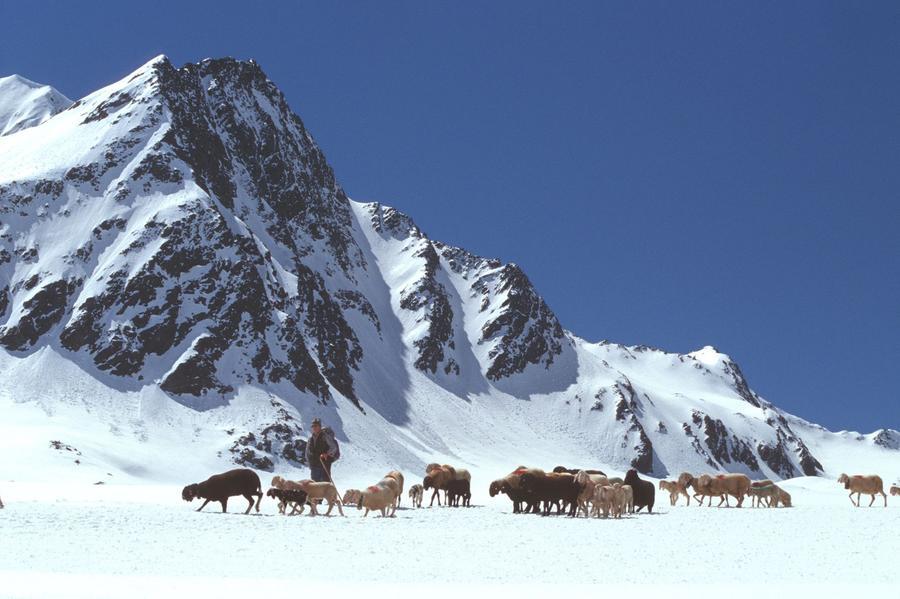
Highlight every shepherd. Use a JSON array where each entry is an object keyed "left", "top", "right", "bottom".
[{"left": 305, "top": 418, "right": 340, "bottom": 483}]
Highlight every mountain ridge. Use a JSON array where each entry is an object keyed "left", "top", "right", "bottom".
[{"left": 0, "top": 56, "right": 895, "bottom": 482}]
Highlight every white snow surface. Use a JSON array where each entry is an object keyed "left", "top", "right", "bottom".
[
  {"left": 0, "top": 476, "right": 898, "bottom": 594},
  {"left": 0, "top": 75, "right": 71, "bottom": 137}
]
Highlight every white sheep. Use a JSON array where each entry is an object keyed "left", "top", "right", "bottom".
[{"left": 358, "top": 478, "right": 400, "bottom": 517}]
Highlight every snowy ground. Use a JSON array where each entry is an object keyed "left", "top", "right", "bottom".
[{"left": 1, "top": 475, "right": 898, "bottom": 596}]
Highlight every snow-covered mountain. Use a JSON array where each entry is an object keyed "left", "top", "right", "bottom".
[
  {"left": 0, "top": 75, "right": 71, "bottom": 137},
  {"left": 0, "top": 56, "right": 896, "bottom": 485}
]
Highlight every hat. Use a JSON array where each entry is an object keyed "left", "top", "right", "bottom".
[{"left": 311, "top": 418, "right": 322, "bottom": 426}]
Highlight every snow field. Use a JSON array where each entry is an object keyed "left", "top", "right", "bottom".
[{"left": 1, "top": 475, "right": 898, "bottom": 594}]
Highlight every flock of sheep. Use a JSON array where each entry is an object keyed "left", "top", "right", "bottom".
[{"left": 171, "top": 465, "right": 900, "bottom": 517}]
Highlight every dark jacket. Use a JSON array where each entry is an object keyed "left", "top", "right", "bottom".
[{"left": 305, "top": 427, "right": 339, "bottom": 468}]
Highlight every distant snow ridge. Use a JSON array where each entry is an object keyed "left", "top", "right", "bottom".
[
  {"left": 0, "top": 75, "right": 71, "bottom": 136},
  {"left": 0, "top": 56, "right": 895, "bottom": 482}
]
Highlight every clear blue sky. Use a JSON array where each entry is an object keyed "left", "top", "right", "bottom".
[{"left": 2, "top": 1, "right": 898, "bottom": 432}]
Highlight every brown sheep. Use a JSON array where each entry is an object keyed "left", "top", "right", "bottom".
[
  {"left": 292, "top": 480, "right": 345, "bottom": 516},
  {"left": 182, "top": 468, "right": 263, "bottom": 514},
  {"left": 385, "top": 470, "right": 404, "bottom": 508},
  {"left": 774, "top": 486, "right": 792, "bottom": 507},
  {"left": 891, "top": 485, "right": 900, "bottom": 497},
  {"left": 837, "top": 474, "right": 887, "bottom": 507},
  {"left": 708, "top": 473, "right": 751, "bottom": 507},
  {"left": 424, "top": 464, "right": 472, "bottom": 507},
  {"left": 747, "top": 481, "right": 779, "bottom": 508},
  {"left": 681, "top": 473, "right": 725, "bottom": 507},
  {"left": 489, "top": 467, "right": 544, "bottom": 514},
  {"left": 659, "top": 480, "right": 682, "bottom": 506},
  {"left": 342, "top": 489, "right": 362, "bottom": 506}
]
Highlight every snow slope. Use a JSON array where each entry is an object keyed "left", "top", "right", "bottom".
[
  {"left": 0, "top": 56, "right": 896, "bottom": 489},
  {"left": 0, "top": 75, "right": 71, "bottom": 137}
]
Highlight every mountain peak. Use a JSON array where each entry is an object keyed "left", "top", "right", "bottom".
[{"left": 0, "top": 74, "right": 71, "bottom": 136}]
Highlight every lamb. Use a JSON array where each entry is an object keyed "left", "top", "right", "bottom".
[
  {"left": 747, "top": 481, "right": 779, "bottom": 508},
  {"left": 182, "top": 468, "right": 263, "bottom": 514},
  {"left": 573, "top": 470, "right": 614, "bottom": 517},
  {"left": 837, "top": 473, "right": 887, "bottom": 507},
  {"left": 616, "top": 483, "right": 634, "bottom": 515},
  {"left": 446, "top": 478, "right": 471, "bottom": 507},
  {"left": 891, "top": 485, "right": 900, "bottom": 497},
  {"left": 774, "top": 486, "right": 792, "bottom": 508},
  {"left": 358, "top": 479, "right": 400, "bottom": 517},
  {"left": 342, "top": 489, "right": 362, "bottom": 506},
  {"left": 385, "top": 470, "right": 404, "bottom": 508},
  {"left": 266, "top": 487, "right": 308, "bottom": 515},
  {"left": 623, "top": 469, "right": 654, "bottom": 513},
  {"left": 659, "top": 479, "right": 690, "bottom": 506},
  {"left": 424, "top": 464, "right": 472, "bottom": 507},
  {"left": 409, "top": 484, "right": 424, "bottom": 508},
  {"left": 292, "top": 480, "right": 345, "bottom": 516},
  {"left": 593, "top": 485, "right": 616, "bottom": 518}
]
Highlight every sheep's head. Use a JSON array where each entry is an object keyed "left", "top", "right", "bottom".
[
  {"left": 519, "top": 472, "right": 538, "bottom": 492},
  {"left": 271, "top": 476, "right": 284, "bottom": 488},
  {"left": 181, "top": 484, "right": 199, "bottom": 502},
  {"left": 837, "top": 474, "right": 849, "bottom": 487},
  {"left": 266, "top": 488, "right": 279, "bottom": 499},
  {"left": 552, "top": 466, "right": 569, "bottom": 474},
  {"left": 624, "top": 469, "right": 639, "bottom": 484},
  {"left": 489, "top": 480, "right": 501, "bottom": 497}
]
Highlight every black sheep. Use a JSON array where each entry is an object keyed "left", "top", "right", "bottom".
[
  {"left": 266, "top": 487, "right": 309, "bottom": 515},
  {"left": 520, "top": 472, "right": 582, "bottom": 517},
  {"left": 182, "top": 468, "right": 263, "bottom": 514},
  {"left": 446, "top": 478, "right": 471, "bottom": 507},
  {"left": 623, "top": 469, "right": 655, "bottom": 513}
]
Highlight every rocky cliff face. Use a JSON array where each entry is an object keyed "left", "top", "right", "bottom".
[{"left": 0, "top": 56, "right": 893, "bottom": 477}]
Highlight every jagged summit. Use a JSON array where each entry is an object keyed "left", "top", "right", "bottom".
[{"left": 0, "top": 57, "right": 894, "bottom": 480}]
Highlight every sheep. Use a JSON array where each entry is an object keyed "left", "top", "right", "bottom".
[
  {"left": 552, "top": 466, "right": 606, "bottom": 476},
  {"left": 182, "top": 468, "right": 263, "bottom": 514},
  {"left": 891, "top": 485, "right": 900, "bottom": 497},
  {"left": 747, "top": 481, "right": 779, "bottom": 508},
  {"left": 574, "top": 470, "right": 609, "bottom": 517},
  {"left": 710, "top": 474, "right": 751, "bottom": 507},
  {"left": 659, "top": 480, "right": 680, "bottom": 506},
  {"left": 446, "top": 478, "right": 472, "bottom": 507},
  {"left": 489, "top": 467, "right": 545, "bottom": 514},
  {"left": 623, "top": 469, "right": 654, "bottom": 513},
  {"left": 424, "top": 464, "right": 472, "bottom": 507},
  {"left": 680, "top": 473, "right": 724, "bottom": 507},
  {"left": 266, "top": 487, "right": 308, "bottom": 515},
  {"left": 616, "top": 483, "right": 634, "bottom": 515},
  {"left": 342, "top": 489, "right": 362, "bottom": 506},
  {"left": 519, "top": 471, "right": 582, "bottom": 517},
  {"left": 774, "top": 486, "right": 792, "bottom": 508},
  {"left": 358, "top": 479, "right": 399, "bottom": 517},
  {"left": 408, "top": 484, "right": 424, "bottom": 508},
  {"left": 593, "top": 485, "right": 615, "bottom": 518},
  {"left": 385, "top": 470, "right": 404, "bottom": 508},
  {"left": 292, "top": 480, "right": 345, "bottom": 516},
  {"left": 837, "top": 474, "right": 887, "bottom": 507},
  {"left": 659, "top": 479, "right": 690, "bottom": 506}
]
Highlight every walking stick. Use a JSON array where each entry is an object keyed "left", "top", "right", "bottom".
[{"left": 320, "top": 459, "right": 346, "bottom": 515}]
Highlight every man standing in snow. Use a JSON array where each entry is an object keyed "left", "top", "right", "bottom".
[{"left": 305, "top": 418, "right": 339, "bottom": 483}]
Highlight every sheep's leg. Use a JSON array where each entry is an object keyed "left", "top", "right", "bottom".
[
  {"left": 882, "top": 492, "right": 888, "bottom": 507},
  {"left": 868, "top": 493, "right": 876, "bottom": 507},
  {"left": 243, "top": 494, "right": 254, "bottom": 515},
  {"left": 196, "top": 498, "right": 211, "bottom": 512},
  {"left": 220, "top": 498, "right": 228, "bottom": 513}
]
